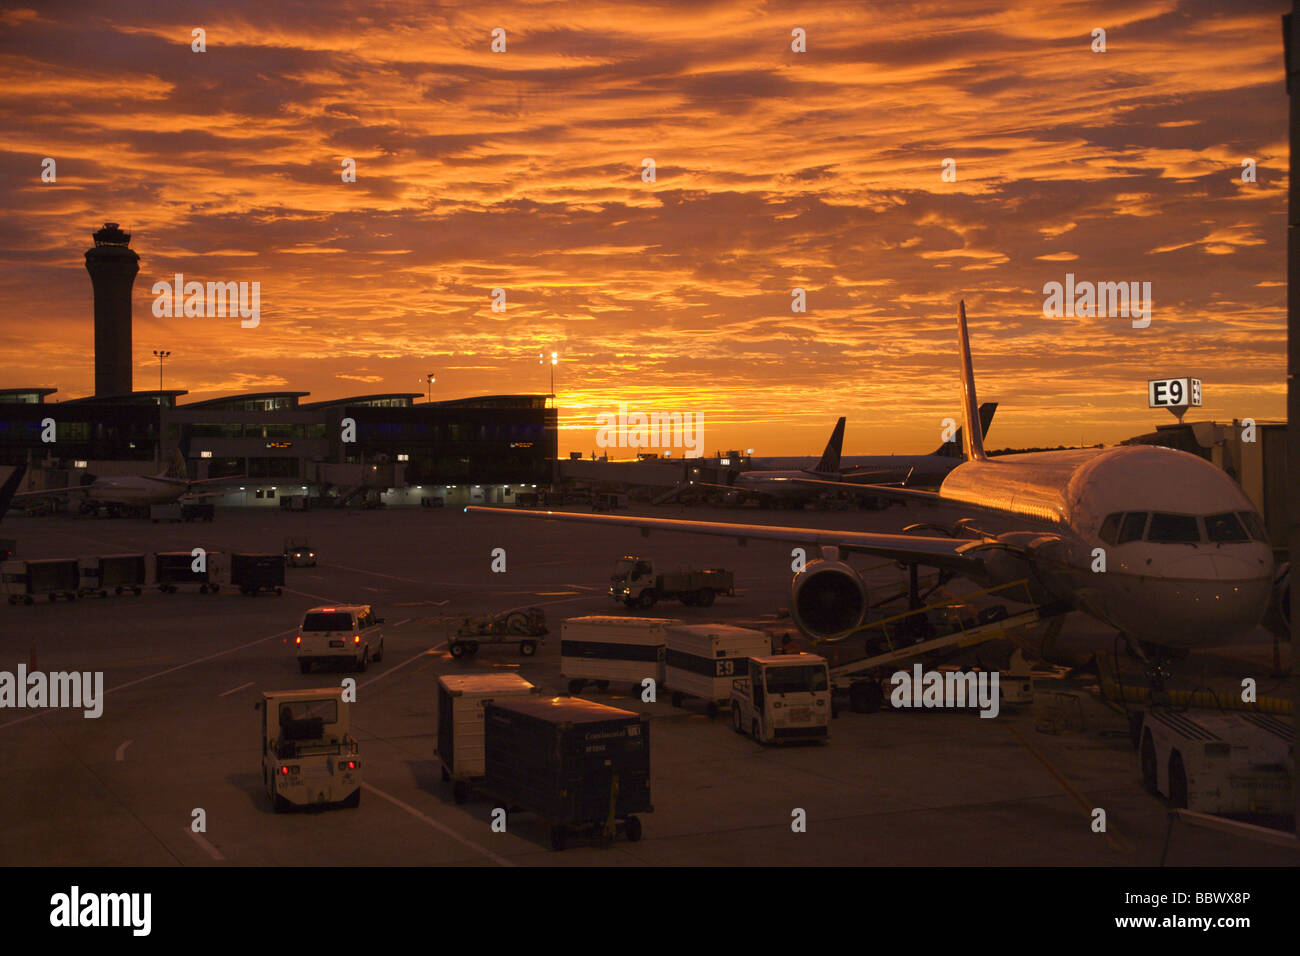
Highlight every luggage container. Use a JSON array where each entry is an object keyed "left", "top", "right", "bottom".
[
  {"left": 3, "top": 558, "right": 81, "bottom": 604},
  {"left": 484, "top": 696, "right": 651, "bottom": 850},
  {"left": 155, "top": 550, "right": 226, "bottom": 593},
  {"left": 560, "top": 615, "right": 679, "bottom": 694},
  {"left": 78, "top": 553, "right": 147, "bottom": 597},
  {"left": 230, "top": 552, "right": 285, "bottom": 596},
  {"left": 665, "top": 623, "right": 772, "bottom": 714},
  {"left": 436, "top": 673, "right": 537, "bottom": 804}
]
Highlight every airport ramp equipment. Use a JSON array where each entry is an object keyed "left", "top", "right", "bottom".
[
  {"left": 78, "top": 553, "right": 147, "bottom": 597},
  {"left": 435, "top": 672, "right": 538, "bottom": 804},
  {"left": 561, "top": 615, "right": 680, "bottom": 694},
  {"left": 3, "top": 558, "right": 80, "bottom": 604},
  {"left": 664, "top": 623, "right": 772, "bottom": 713},
  {"left": 230, "top": 552, "right": 285, "bottom": 596},
  {"left": 448, "top": 607, "right": 548, "bottom": 658},
  {"left": 155, "top": 550, "right": 226, "bottom": 594},
  {"left": 483, "top": 696, "right": 651, "bottom": 851},
  {"left": 822, "top": 579, "right": 1061, "bottom": 712}
]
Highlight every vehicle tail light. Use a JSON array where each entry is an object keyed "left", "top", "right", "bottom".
[
  {"left": 279, "top": 766, "right": 289, "bottom": 775},
  {"left": 295, "top": 635, "right": 301, "bottom": 644},
  {"left": 354, "top": 635, "right": 360, "bottom": 643},
  {"left": 340, "top": 760, "right": 357, "bottom": 771}
]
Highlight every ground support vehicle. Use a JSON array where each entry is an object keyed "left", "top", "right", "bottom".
[
  {"left": 731, "top": 654, "right": 831, "bottom": 744},
  {"left": 297, "top": 605, "right": 384, "bottom": 673},
  {"left": 231, "top": 552, "right": 285, "bottom": 596},
  {"left": 257, "top": 688, "right": 360, "bottom": 812},
  {"left": 610, "top": 556, "right": 734, "bottom": 609},
  {"left": 283, "top": 536, "right": 317, "bottom": 567},
  {"left": 77, "top": 553, "right": 146, "bottom": 597},
  {"left": 1138, "top": 708, "right": 1293, "bottom": 814},
  {"left": 483, "top": 696, "right": 651, "bottom": 850},
  {"left": 449, "top": 607, "right": 548, "bottom": 659},
  {"left": 154, "top": 550, "right": 225, "bottom": 593},
  {"left": 560, "top": 615, "right": 679, "bottom": 694},
  {"left": 664, "top": 624, "right": 772, "bottom": 715},
  {"left": 436, "top": 673, "right": 538, "bottom": 804},
  {"left": 3, "top": 558, "right": 80, "bottom": 604}
]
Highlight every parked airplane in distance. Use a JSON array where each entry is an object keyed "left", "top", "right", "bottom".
[
  {"left": 11, "top": 450, "right": 236, "bottom": 515},
  {"left": 470, "top": 302, "right": 1275, "bottom": 664}
]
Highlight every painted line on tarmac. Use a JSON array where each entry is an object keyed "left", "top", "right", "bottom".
[
  {"left": 218, "top": 681, "right": 255, "bottom": 697},
  {"left": 185, "top": 828, "right": 226, "bottom": 861},
  {"left": 392, "top": 618, "right": 412, "bottom": 627},
  {"left": 115, "top": 740, "right": 132, "bottom": 761},
  {"left": 362, "top": 783, "right": 513, "bottom": 867},
  {"left": 1004, "top": 723, "right": 1133, "bottom": 853},
  {"left": 0, "top": 628, "right": 296, "bottom": 730},
  {"left": 283, "top": 587, "right": 344, "bottom": 604},
  {"left": 358, "top": 643, "right": 447, "bottom": 691},
  {"left": 319, "top": 563, "right": 425, "bottom": 585}
]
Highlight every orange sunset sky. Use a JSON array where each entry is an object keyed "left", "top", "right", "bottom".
[{"left": 0, "top": 0, "right": 1289, "bottom": 455}]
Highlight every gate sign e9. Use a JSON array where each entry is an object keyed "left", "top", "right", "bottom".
[{"left": 1148, "top": 378, "right": 1201, "bottom": 409}]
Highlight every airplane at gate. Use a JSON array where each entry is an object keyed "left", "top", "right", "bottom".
[{"left": 469, "top": 302, "right": 1275, "bottom": 659}]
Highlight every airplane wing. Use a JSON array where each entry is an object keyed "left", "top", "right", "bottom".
[
  {"left": 465, "top": 506, "right": 981, "bottom": 573},
  {"left": 11, "top": 485, "right": 88, "bottom": 500},
  {"left": 771, "top": 476, "right": 944, "bottom": 504},
  {"left": 179, "top": 489, "right": 235, "bottom": 500}
]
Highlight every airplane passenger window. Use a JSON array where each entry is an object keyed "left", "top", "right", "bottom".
[
  {"left": 1204, "top": 512, "right": 1249, "bottom": 543},
  {"left": 1117, "top": 512, "right": 1148, "bottom": 544},
  {"left": 1237, "top": 511, "right": 1267, "bottom": 542},
  {"left": 1147, "top": 513, "right": 1200, "bottom": 543},
  {"left": 1098, "top": 513, "right": 1122, "bottom": 545}
]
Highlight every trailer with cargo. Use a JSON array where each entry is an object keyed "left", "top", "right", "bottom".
[
  {"left": 78, "top": 553, "right": 147, "bottom": 597},
  {"left": 448, "top": 606, "right": 548, "bottom": 658},
  {"left": 3, "top": 558, "right": 81, "bottom": 604},
  {"left": 256, "top": 688, "right": 361, "bottom": 812},
  {"left": 610, "top": 555, "right": 735, "bottom": 609},
  {"left": 664, "top": 623, "right": 772, "bottom": 714},
  {"left": 436, "top": 673, "right": 538, "bottom": 804},
  {"left": 230, "top": 552, "right": 285, "bottom": 596},
  {"left": 483, "top": 696, "right": 651, "bottom": 850},
  {"left": 730, "top": 653, "right": 832, "bottom": 744},
  {"left": 560, "top": 615, "right": 680, "bottom": 694},
  {"left": 154, "top": 550, "right": 226, "bottom": 593},
  {"left": 1138, "top": 708, "right": 1293, "bottom": 815}
]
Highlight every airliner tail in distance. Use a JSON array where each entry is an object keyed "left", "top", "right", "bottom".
[
  {"left": 931, "top": 402, "right": 997, "bottom": 458},
  {"left": 811, "top": 417, "right": 846, "bottom": 474}
]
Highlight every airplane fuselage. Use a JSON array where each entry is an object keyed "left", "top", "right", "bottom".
[
  {"left": 938, "top": 445, "right": 1273, "bottom": 647},
  {"left": 80, "top": 476, "right": 191, "bottom": 507}
]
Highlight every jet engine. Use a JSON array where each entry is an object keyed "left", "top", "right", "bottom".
[{"left": 791, "top": 559, "right": 869, "bottom": 640}]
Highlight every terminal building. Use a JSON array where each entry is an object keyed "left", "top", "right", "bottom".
[{"left": 0, "top": 224, "right": 557, "bottom": 508}]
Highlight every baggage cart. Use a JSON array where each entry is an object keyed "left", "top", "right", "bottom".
[
  {"left": 231, "top": 552, "right": 285, "bottom": 596},
  {"left": 78, "top": 553, "right": 147, "bottom": 597},
  {"left": 3, "top": 558, "right": 80, "bottom": 604},
  {"left": 448, "top": 607, "right": 548, "bottom": 658},
  {"left": 436, "top": 673, "right": 538, "bottom": 804},
  {"left": 560, "top": 615, "right": 679, "bottom": 694},
  {"left": 155, "top": 550, "right": 226, "bottom": 593},
  {"left": 484, "top": 696, "right": 651, "bottom": 850},
  {"left": 665, "top": 623, "right": 771, "bottom": 715}
]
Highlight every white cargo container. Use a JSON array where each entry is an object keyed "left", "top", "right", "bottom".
[
  {"left": 665, "top": 624, "right": 772, "bottom": 713},
  {"left": 436, "top": 672, "right": 537, "bottom": 803},
  {"left": 560, "top": 615, "right": 680, "bottom": 694}
]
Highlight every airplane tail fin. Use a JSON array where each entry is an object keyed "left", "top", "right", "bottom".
[
  {"left": 163, "top": 448, "right": 187, "bottom": 481},
  {"left": 812, "top": 417, "right": 846, "bottom": 474},
  {"left": 0, "top": 464, "right": 28, "bottom": 521},
  {"left": 932, "top": 401, "right": 997, "bottom": 458},
  {"left": 957, "top": 301, "right": 987, "bottom": 461}
]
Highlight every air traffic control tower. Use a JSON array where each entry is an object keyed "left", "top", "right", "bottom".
[{"left": 84, "top": 222, "right": 139, "bottom": 397}]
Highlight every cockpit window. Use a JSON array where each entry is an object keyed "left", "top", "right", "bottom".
[
  {"left": 1098, "top": 513, "right": 1122, "bottom": 546},
  {"left": 1237, "top": 511, "right": 1267, "bottom": 541},
  {"left": 1147, "top": 513, "right": 1200, "bottom": 543},
  {"left": 1204, "top": 512, "right": 1249, "bottom": 543},
  {"left": 1117, "top": 512, "right": 1148, "bottom": 544}
]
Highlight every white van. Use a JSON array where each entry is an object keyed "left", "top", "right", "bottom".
[{"left": 298, "top": 605, "right": 384, "bottom": 673}]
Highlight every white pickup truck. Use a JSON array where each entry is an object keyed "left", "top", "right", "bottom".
[{"left": 297, "top": 605, "right": 385, "bottom": 673}]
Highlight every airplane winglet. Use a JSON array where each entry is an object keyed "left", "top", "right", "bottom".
[{"left": 957, "top": 300, "right": 987, "bottom": 461}]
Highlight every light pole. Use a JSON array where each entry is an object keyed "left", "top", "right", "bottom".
[
  {"left": 152, "top": 349, "right": 171, "bottom": 397},
  {"left": 538, "top": 350, "right": 558, "bottom": 403},
  {"left": 423, "top": 373, "right": 436, "bottom": 403}
]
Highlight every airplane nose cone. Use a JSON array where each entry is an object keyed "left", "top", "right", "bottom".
[{"left": 1145, "top": 576, "right": 1271, "bottom": 645}]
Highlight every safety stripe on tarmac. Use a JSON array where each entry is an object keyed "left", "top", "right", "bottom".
[{"left": 362, "top": 783, "right": 513, "bottom": 867}]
